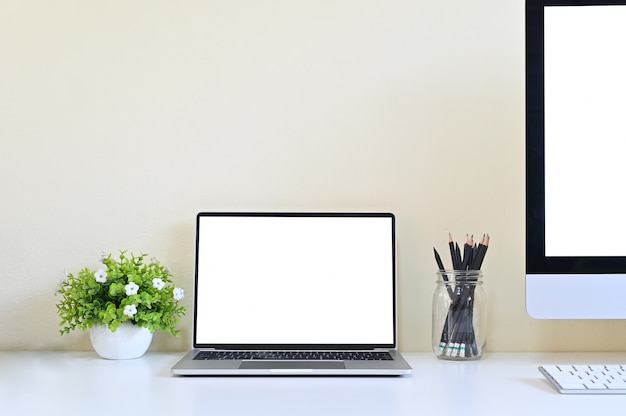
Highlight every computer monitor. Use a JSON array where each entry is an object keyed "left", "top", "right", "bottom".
[{"left": 526, "top": 0, "right": 626, "bottom": 318}]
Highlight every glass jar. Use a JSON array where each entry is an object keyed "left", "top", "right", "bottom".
[{"left": 432, "top": 270, "right": 486, "bottom": 360}]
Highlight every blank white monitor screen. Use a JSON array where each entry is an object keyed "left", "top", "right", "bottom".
[
  {"left": 193, "top": 213, "right": 395, "bottom": 346},
  {"left": 544, "top": 5, "right": 626, "bottom": 257}
]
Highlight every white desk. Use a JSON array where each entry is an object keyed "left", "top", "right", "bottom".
[{"left": 2, "top": 351, "right": 626, "bottom": 415}]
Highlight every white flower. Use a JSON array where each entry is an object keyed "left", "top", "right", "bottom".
[
  {"left": 124, "top": 304, "right": 137, "bottom": 317},
  {"left": 94, "top": 269, "right": 107, "bottom": 283},
  {"left": 173, "top": 287, "right": 184, "bottom": 301},
  {"left": 125, "top": 282, "right": 139, "bottom": 296},
  {"left": 152, "top": 278, "right": 165, "bottom": 290}
]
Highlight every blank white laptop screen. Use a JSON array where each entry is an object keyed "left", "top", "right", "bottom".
[{"left": 194, "top": 214, "right": 395, "bottom": 346}]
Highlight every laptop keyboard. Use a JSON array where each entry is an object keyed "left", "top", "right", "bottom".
[{"left": 194, "top": 351, "right": 393, "bottom": 361}]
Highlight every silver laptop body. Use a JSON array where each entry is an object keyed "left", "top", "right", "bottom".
[{"left": 171, "top": 212, "right": 412, "bottom": 376}]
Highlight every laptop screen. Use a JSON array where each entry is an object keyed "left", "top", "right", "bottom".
[{"left": 193, "top": 212, "right": 396, "bottom": 348}]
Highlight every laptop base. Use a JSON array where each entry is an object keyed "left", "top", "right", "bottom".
[{"left": 172, "top": 349, "right": 412, "bottom": 376}]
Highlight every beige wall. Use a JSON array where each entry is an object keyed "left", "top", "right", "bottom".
[{"left": 2, "top": 0, "right": 625, "bottom": 352}]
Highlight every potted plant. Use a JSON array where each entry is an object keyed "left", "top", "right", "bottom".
[{"left": 56, "top": 251, "right": 186, "bottom": 359}]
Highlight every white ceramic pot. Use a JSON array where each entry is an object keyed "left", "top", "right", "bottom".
[{"left": 89, "top": 321, "right": 153, "bottom": 359}]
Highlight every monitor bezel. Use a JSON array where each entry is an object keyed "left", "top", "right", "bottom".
[{"left": 526, "top": 0, "right": 626, "bottom": 275}]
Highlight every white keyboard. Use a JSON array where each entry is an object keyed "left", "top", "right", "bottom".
[{"left": 540, "top": 364, "right": 626, "bottom": 394}]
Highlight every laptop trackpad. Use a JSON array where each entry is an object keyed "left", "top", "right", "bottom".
[{"left": 239, "top": 361, "right": 346, "bottom": 370}]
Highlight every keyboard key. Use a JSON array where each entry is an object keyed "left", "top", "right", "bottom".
[
  {"left": 607, "top": 380, "right": 626, "bottom": 388},
  {"left": 583, "top": 382, "right": 608, "bottom": 390},
  {"left": 557, "top": 382, "right": 587, "bottom": 389}
]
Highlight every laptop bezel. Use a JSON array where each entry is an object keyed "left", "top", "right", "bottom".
[{"left": 191, "top": 211, "right": 399, "bottom": 351}]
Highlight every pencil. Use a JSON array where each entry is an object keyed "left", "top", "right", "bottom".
[
  {"left": 448, "top": 233, "right": 460, "bottom": 270},
  {"left": 461, "top": 234, "right": 473, "bottom": 270},
  {"left": 433, "top": 248, "right": 454, "bottom": 299},
  {"left": 470, "top": 234, "right": 489, "bottom": 270}
]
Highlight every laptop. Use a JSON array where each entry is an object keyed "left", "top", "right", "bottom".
[{"left": 171, "top": 212, "right": 412, "bottom": 376}]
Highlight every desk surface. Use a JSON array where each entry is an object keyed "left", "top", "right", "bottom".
[{"left": 2, "top": 351, "right": 626, "bottom": 415}]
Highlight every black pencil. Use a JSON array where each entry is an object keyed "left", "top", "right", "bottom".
[
  {"left": 434, "top": 248, "right": 454, "bottom": 299},
  {"left": 460, "top": 235, "right": 473, "bottom": 270},
  {"left": 448, "top": 233, "right": 460, "bottom": 270},
  {"left": 470, "top": 234, "right": 489, "bottom": 270}
]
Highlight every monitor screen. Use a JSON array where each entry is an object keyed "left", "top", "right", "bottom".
[{"left": 526, "top": 0, "right": 626, "bottom": 318}]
